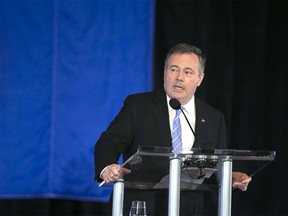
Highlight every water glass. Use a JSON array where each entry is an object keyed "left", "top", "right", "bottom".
[{"left": 129, "top": 200, "right": 147, "bottom": 216}]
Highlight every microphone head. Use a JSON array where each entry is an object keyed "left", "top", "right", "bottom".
[{"left": 169, "top": 98, "right": 181, "bottom": 110}]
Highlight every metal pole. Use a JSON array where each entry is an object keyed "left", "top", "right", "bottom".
[
  {"left": 168, "top": 156, "right": 181, "bottom": 216},
  {"left": 218, "top": 159, "right": 232, "bottom": 216},
  {"left": 112, "top": 179, "right": 124, "bottom": 216}
]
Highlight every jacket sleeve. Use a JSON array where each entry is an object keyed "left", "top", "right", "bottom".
[{"left": 94, "top": 95, "right": 137, "bottom": 180}]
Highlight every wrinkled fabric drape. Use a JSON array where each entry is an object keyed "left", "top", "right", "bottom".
[{"left": 0, "top": 0, "right": 155, "bottom": 202}]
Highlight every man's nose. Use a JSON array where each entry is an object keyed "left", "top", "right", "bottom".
[{"left": 176, "top": 71, "right": 185, "bottom": 81}]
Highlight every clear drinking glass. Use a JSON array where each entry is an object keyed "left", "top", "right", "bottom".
[{"left": 129, "top": 200, "right": 147, "bottom": 216}]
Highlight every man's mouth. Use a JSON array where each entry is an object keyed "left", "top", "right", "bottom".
[{"left": 173, "top": 85, "right": 184, "bottom": 91}]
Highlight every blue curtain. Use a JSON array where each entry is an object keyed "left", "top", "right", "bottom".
[{"left": 0, "top": 0, "right": 155, "bottom": 202}]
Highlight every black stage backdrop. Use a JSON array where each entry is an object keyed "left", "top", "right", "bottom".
[
  {"left": 154, "top": 1, "right": 288, "bottom": 216},
  {"left": 1, "top": 1, "right": 287, "bottom": 215}
]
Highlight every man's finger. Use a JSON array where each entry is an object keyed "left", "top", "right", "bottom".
[{"left": 121, "top": 167, "right": 131, "bottom": 174}]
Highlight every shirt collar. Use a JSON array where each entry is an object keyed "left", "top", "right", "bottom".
[
  {"left": 166, "top": 95, "right": 195, "bottom": 114},
  {"left": 182, "top": 96, "right": 195, "bottom": 115}
]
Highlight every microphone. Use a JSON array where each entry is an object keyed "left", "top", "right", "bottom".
[
  {"left": 169, "top": 98, "right": 206, "bottom": 178},
  {"left": 169, "top": 98, "right": 195, "bottom": 137}
]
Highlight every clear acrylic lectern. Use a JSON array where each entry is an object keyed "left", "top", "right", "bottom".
[{"left": 109, "top": 146, "right": 275, "bottom": 216}]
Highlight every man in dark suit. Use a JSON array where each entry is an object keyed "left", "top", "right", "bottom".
[{"left": 94, "top": 43, "right": 251, "bottom": 215}]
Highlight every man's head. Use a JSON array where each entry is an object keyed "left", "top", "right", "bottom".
[{"left": 163, "top": 43, "right": 206, "bottom": 105}]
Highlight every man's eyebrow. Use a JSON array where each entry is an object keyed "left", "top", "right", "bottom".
[
  {"left": 169, "top": 65, "right": 179, "bottom": 69},
  {"left": 184, "top": 67, "right": 195, "bottom": 72},
  {"left": 169, "top": 65, "right": 196, "bottom": 72}
]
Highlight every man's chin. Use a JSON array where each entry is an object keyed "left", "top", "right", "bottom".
[
  {"left": 170, "top": 92, "right": 184, "bottom": 100},
  {"left": 170, "top": 95, "right": 192, "bottom": 105}
]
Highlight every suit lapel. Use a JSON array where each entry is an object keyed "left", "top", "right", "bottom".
[
  {"left": 151, "top": 90, "right": 172, "bottom": 147},
  {"left": 194, "top": 98, "right": 206, "bottom": 148}
]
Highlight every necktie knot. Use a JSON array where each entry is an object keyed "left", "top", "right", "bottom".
[{"left": 175, "top": 109, "right": 181, "bottom": 117}]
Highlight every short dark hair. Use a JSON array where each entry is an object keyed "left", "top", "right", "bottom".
[{"left": 164, "top": 43, "right": 206, "bottom": 74}]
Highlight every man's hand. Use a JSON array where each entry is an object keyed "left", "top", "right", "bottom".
[
  {"left": 232, "top": 172, "right": 252, "bottom": 191},
  {"left": 101, "top": 164, "right": 131, "bottom": 183}
]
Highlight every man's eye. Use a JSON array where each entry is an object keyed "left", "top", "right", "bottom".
[{"left": 185, "top": 71, "right": 193, "bottom": 76}]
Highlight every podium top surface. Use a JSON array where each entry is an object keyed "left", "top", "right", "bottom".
[
  {"left": 129, "top": 145, "right": 276, "bottom": 161},
  {"left": 106, "top": 146, "right": 276, "bottom": 190}
]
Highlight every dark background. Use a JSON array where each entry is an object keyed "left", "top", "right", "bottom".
[
  {"left": 154, "top": 1, "right": 288, "bottom": 215},
  {"left": 1, "top": 0, "right": 287, "bottom": 215}
]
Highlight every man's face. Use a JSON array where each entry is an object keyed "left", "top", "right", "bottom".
[{"left": 163, "top": 53, "right": 204, "bottom": 105}]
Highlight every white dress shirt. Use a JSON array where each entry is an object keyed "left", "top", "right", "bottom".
[{"left": 166, "top": 95, "right": 196, "bottom": 151}]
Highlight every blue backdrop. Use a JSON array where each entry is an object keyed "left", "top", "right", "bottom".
[{"left": 0, "top": 0, "right": 154, "bottom": 202}]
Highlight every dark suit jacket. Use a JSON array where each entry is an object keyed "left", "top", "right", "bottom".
[
  {"left": 94, "top": 89, "right": 227, "bottom": 215},
  {"left": 94, "top": 89, "right": 227, "bottom": 178}
]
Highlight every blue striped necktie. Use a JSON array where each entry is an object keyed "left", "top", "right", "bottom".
[{"left": 171, "top": 109, "right": 182, "bottom": 153}]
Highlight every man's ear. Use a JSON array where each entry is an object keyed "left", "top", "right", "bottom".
[{"left": 197, "top": 73, "right": 205, "bottom": 87}]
